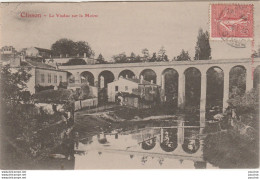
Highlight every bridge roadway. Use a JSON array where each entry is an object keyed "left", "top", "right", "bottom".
[{"left": 59, "top": 57, "right": 260, "bottom": 126}]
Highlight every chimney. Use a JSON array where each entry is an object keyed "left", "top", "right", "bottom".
[{"left": 84, "top": 53, "right": 86, "bottom": 58}]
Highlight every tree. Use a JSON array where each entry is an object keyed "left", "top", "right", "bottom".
[
  {"left": 129, "top": 52, "right": 136, "bottom": 62},
  {"left": 1, "top": 65, "right": 32, "bottom": 107},
  {"left": 74, "top": 41, "right": 95, "bottom": 57},
  {"left": 63, "top": 58, "right": 86, "bottom": 66},
  {"left": 158, "top": 46, "right": 168, "bottom": 61},
  {"left": 96, "top": 54, "right": 106, "bottom": 64},
  {"left": 51, "top": 38, "right": 94, "bottom": 57},
  {"left": 1, "top": 65, "right": 32, "bottom": 138},
  {"left": 194, "top": 29, "right": 211, "bottom": 60},
  {"left": 175, "top": 50, "right": 191, "bottom": 61},
  {"left": 134, "top": 55, "right": 142, "bottom": 63},
  {"left": 149, "top": 53, "right": 157, "bottom": 62},
  {"left": 142, "top": 48, "right": 150, "bottom": 62},
  {"left": 112, "top": 53, "right": 128, "bottom": 63}
]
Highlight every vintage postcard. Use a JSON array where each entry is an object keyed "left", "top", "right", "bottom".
[{"left": 0, "top": 1, "right": 259, "bottom": 171}]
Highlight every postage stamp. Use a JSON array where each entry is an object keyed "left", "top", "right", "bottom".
[{"left": 210, "top": 4, "right": 254, "bottom": 41}]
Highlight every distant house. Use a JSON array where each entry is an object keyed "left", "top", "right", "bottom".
[
  {"left": 107, "top": 76, "right": 161, "bottom": 108},
  {"left": 25, "top": 47, "right": 52, "bottom": 59},
  {"left": 0, "top": 46, "right": 18, "bottom": 65},
  {"left": 10, "top": 57, "right": 68, "bottom": 94},
  {"left": 1, "top": 46, "right": 17, "bottom": 55}
]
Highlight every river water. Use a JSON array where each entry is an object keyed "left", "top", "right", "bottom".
[{"left": 73, "top": 119, "right": 218, "bottom": 169}]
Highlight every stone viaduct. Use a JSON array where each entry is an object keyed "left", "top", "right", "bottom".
[{"left": 59, "top": 57, "right": 260, "bottom": 126}]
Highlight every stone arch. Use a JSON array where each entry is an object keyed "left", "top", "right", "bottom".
[
  {"left": 67, "top": 72, "right": 75, "bottom": 84},
  {"left": 139, "top": 69, "right": 157, "bottom": 84},
  {"left": 206, "top": 66, "right": 224, "bottom": 115},
  {"left": 184, "top": 67, "right": 201, "bottom": 112},
  {"left": 80, "top": 71, "right": 95, "bottom": 86},
  {"left": 141, "top": 137, "right": 156, "bottom": 150},
  {"left": 253, "top": 65, "right": 260, "bottom": 88},
  {"left": 229, "top": 65, "right": 246, "bottom": 97},
  {"left": 98, "top": 70, "right": 115, "bottom": 88},
  {"left": 182, "top": 128, "right": 200, "bottom": 154},
  {"left": 160, "top": 128, "right": 178, "bottom": 152},
  {"left": 118, "top": 69, "right": 135, "bottom": 79},
  {"left": 161, "top": 68, "right": 179, "bottom": 107}
]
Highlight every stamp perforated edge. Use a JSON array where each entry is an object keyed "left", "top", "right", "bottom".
[{"left": 209, "top": 3, "right": 255, "bottom": 41}]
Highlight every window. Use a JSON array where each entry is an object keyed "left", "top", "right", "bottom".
[
  {"left": 59, "top": 76, "right": 62, "bottom": 82},
  {"left": 41, "top": 74, "right": 45, "bottom": 83},
  {"left": 125, "top": 86, "right": 128, "bottom": 91},
  {"left": 115, "top": 86, "right": 118, "bottom": 91},
  {"left": 54, "top": 75, "right": 57, "bottom": 83},
  {"left": 48, "top": 74, "right": 51, "bottom": 83}
]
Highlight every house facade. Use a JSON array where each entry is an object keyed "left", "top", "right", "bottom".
[
  {"left": 10, "top": 58, "right": 67, "bottom": 94},
  {"left": 25, "top": 47, "right": 52, "bottom": 59},
  {"left": 1, "top": 46, "right": 17, "bottom": 55},
  {"left": 107, "top": 77, "right": 161, "bottom": 108}
]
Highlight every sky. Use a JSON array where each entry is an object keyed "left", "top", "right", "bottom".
[{"left": 0, "top": 2, "right": 259, "bottom": 61}]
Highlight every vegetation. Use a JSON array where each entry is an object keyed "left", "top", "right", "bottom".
[
  {"left": 174, "top": 50, "right": 191, "bottom": 61},
  {"left": 62, "top": 58, "right": 87, "bottom": 66},
  {"left": 1, "top": 65, "right": 75, "bottom": 169},
  {"left": 194, "top": 28, "right": 211, "bottom": 60},
  {"left": 204, "top": 88, "right": 259, "bottom": 168},
  {"left": 96, "top": 54, "right": 107, "bottom": 64},
  {"left": 203, "top": 130, "right": 258, "bottom": 168},
  {"left": 51, "top": 38, "right": 94, "bottom": 57}
]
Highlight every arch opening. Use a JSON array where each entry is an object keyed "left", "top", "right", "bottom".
[
  {"left": 118, "top": 70, "right": 135, "bottom": 79},
  {"left": 98, "top": 70, "right": 115, "bottom": 88},
  {"left": 184, "top": 67, "right": 201, "bottom": 113},
  {"left": 98, "top": 70, "right": 115, "bottom": 104},
  {"left": 139, "top": 69, "right": 157, "bottom": 84},
  {"left": 160, "top": 128, "right": 178, "bottom": 152},
  {"left": 80, "top": 71, "right": 94, "bottom": 86},
  {"left": 141, "top": 137, "right": 156, "bottom": 150},
  {"left": 253, "top": 65, "right": 260, "bottom": 88},
  {"left": 67, "top": 72, "right": 75, "bottom": 84},
  {"left": 182, "top": 128, "right": 200, "bottom": 154},
  {"left": 206, "top": 67, "right": 224, "bottom": 117},
  {"left": 162, "top": 68, "right": 179, "bottom": 109},
  {"left": 229, "top": 66, "right": 246, "bottom": 98}
]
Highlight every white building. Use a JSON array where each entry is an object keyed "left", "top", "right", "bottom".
[
  {"left": 107, "top": 77, "right": 139, "bottom": 102},
  {"left": 10, "top": 58, "right": 68, "bottom": 94},
  {"left": 107, "top": 76, "right": 159, "bottom": 103}
]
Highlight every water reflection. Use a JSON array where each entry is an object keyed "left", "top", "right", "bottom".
[
  {"left": 74, "top": 119, "right": 216, "bottom": 169},
  {"left": 160, "top": 128, "right": 178, "bottom": 152}
]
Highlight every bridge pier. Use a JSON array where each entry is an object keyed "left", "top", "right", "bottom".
[
  {"left": 223, "top": 68, "right": 230, "bottom": 112},
  {"left": 246, "top": 66, "right": 254, "bottom": 92},
  {"left": 200, "top": 71, "right": 206, "bottom": 128},
  {"left": 178, "top": 70, "right": 185, "bottom": 109},
  {"left": 160, "top": 74, "right": 166, "bottom": 102}
]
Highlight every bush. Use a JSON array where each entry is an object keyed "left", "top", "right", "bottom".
[{"left": 203, "top": 130, "right": 259, "bottom": 168}]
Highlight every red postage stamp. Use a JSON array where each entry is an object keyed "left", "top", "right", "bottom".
[{"left": 210, "top": 4, "right": 254, "bottom": 39}]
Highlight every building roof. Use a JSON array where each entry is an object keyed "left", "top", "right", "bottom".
[
  {"left": 21, "top": 59, "right": 56, "bottom": 70},
  {"left": 34, "top": 47, "right": 52, "bottom": 53}
]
